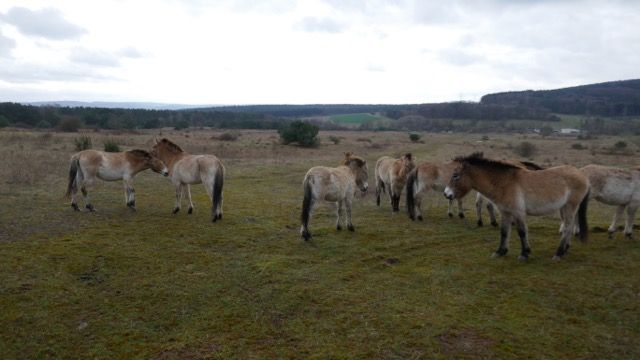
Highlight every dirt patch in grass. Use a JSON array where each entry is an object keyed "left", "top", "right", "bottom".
[{"left": 438, "top": 328, "right": 494, "bottom": 356}]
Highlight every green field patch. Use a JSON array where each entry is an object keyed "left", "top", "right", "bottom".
[{"left": 330, "top": 113, "right": 385, "bottom": 125}]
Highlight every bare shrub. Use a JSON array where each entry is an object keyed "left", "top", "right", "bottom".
[
  {"left": 74, "top": 136, "right": 92, "bottom": 151},
  {"left": 513, "top": 141, "right": 536, "bottom": 158}
]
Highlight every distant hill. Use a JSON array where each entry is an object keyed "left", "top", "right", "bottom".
[
  {"left": 27, "top": 101, "right": 217, "bottom": 110},
  {"left": 480, "top": 79, "right": 640, "bottom": 116}
]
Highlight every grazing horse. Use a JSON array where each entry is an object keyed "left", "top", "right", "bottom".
[
  {"left": 150, "top": 138, "right": 225, "bottom": 222},
  {"left": 580, "top": 164, "right": 640, "bottom": 239},
  {"left": 405, "top": 161, "right": 466, "bottom": 221},
  {"left": 300, "top": 152, "right": 369, "bottom": 241},
  {"left": 65, "top": 149, "right": 168, "bottom": 211},
  {"left": 375, "top": 153, "right": 415, "bottom": 212},
  {"left": 475, "top": 160, "right": 545, "bottom": 227},
  {"left": 444, "top": 152, "right": 589, "bottom": 260}
]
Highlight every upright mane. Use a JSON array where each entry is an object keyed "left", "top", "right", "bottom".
[
  {"left": 455, "top": 152, "right": 521, "bottom": 171},
  {"left": 519, "top": 160, "right": 544, "bottom": 170},
  {"left": 158, "top": 138, "right": 184, "bottom": 154},
  {"left": 126, "top": 149, "right": 152, "bottom": 159},
  {"left": 341, "top": 152, "right": 365, "bottom": 167}
]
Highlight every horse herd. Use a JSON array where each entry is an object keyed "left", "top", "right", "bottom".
[{"left": 65, "top": 138, "right": 640, "bottom": 261}]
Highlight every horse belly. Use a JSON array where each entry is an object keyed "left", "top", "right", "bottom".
[
  {"left": 525, "top": 195, "right": 568, "bottom": 216},
  {"left": 97, "top": 167, "right": 124, "bottom": 181},
  {"left": 595, "top": 181, "right": 633, "bottom": 205}
]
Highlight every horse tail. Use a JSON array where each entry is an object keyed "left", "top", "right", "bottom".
[
  {"left": 212, "top": 166, "right": 224, "bottom": 220},
  {"left": 578, "top": 189, "right": 590, "bottom": 242},
  {"left": 406, "top": 168, "right": 418, "bottom": 220},
  {"left": 301, "top": 176, "right": 313, "bottom": 230},
  {"left": 65, "top": 156, "right": 80, "bottom": 198}
]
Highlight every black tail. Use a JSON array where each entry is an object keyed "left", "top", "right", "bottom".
[
  {"left": 212, "top": 169, "right": 224, "bottom": 221},
  {"left": 65, "top": 157, "right": 79, "bottom": 198},
  {"left": 406, "top": 168, "right": 418, "bottom": 220},
  {"left": 578, "top": 189, "right": 589, "bottom": 242},
  {"left": 301, "top": 177, "right": 313, "bottom": 234}
]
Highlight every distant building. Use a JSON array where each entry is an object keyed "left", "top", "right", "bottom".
[{"left": 559, "top": 128, "right": 581, "bottom": 135}]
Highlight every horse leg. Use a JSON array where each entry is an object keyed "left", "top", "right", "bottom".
[
  {"left": 493, "top": 212, "right": 512, "bottom": 258},
  {"left": 336, "top": 200, "right": 344, "bottom": 230},
  {"left": 475, "top": 193, "right": 484, "bottom": 226},
  {"left": 70, "top": 179, "right": 80, "bottom": 212},
  {"left": 514, "top": 217, "right": 531, "bottom": 260},
  {"left": 415, "top": 195, "right": 424, "bottom": 221},
  {"left": 608, "top": 205, "right": 625, "bottom": 239},
  {"left": 487, "top": 202, "right": 498, "bottom": 227},
  {"left": 186, "top": 185, "right": 194, "bottom": 214},
  {"left": 80, "top": 180, "right": 95, "bottom": 212},
  {"left": 124, "top": 179, "right": 136, "bottom": 211},
  {"left": 554, "top": 207, "right": 576, "bottom": 260},
  {"left": 457, "top": 198, "right": 465, "bottom": 219},
  {"left": 172, "top": 184, "right": 183, "bottom": 214},
  {"left": 447, "top": 199, "right": 454, "bottom": 218},
  {"left": 346, "top": 198, "right": 355, "bottom": 232},
  {"left": 624, "top": 205, "right": 637, "bottom": 239},
  {"left": 376, "top": 179, "right": 383, "bottom": 207}
]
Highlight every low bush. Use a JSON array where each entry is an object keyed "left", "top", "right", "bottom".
[
  {"left": 103, "top": 139, "right": 120, "bottom": 152},
  {"left": 278, "top": 121, "right": 319, "bottom": 147},
  {"left": 513, "top": 141, "right": 537, "bottom": 158},
  {"left": 74, "top": 136, "right": 92, "bottom": 151}
]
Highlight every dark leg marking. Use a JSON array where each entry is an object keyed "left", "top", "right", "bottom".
[
  {"left": 71, "top": 203, "right": 80, "bottom": 211},
  {"left": 347, "top": 224, "right": 355, "bottom": 232},
  {"left": 172, "top": 207, "right": 180, "bottom": 214},
  {"left": 188, "top": 207, "right": 193, "bottom": 214}
]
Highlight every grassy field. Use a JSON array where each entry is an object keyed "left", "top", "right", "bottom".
[
  {"left": 330, "top": 113, "right": 388, "bottom": 125},
  {"left": 1, "top": 128, "right": 639, "bottom": 358}
]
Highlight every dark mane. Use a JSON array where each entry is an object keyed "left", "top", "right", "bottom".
[
  {"left": 455, "top": 152, "right": 521, "bottom": 171},
  {"left": 127, "top": 149, "right": 152, "bottom": 159},
  {"left": 159, "top": 138, "right": 184, "bottom": 153},
  {"left": 519, "top": 160, "right": 544, "bottom": 170}
]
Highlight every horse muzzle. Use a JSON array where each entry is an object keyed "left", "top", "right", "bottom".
[
  {"left": 162, "top": 170, "right": 169, "bottom": 177},
  {"left": 443, "top": 186, "right": 454, "bottom": 200}
]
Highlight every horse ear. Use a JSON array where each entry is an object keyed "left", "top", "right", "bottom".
[
  {"left": 154, "top": 137, "right": 159, "bottom": 144},
  {"left": 405, "top": 153, "right": 412, "bottom": 160},
  {"left": 344, "top": 152, "right": 352, "bottom": 159}
]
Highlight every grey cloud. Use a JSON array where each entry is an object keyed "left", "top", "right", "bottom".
[
  {"left": 118, "top": 47, "right": 144, "bottom": 58},
  {"left": 295, "top": 17, "right": 345, "bottom": 33},
  {"left": 437, "top": 49, "right": 486, "bottom": 66},
  {"left": 0, "top": 60, "right": 116, "bottom": 84},
  {"left": 0, "top": 30, "right": 16, "bottom": 57},
  {"left": 2, "top": 7, "right": 87, "bottom": 40},
  {"left": 69, "top": 48, "right": 120, "bottom": 67}
]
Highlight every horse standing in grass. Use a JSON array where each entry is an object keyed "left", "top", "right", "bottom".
[
  {"left": 300, "top": 152, "right": 369, "bottom": 241},
  {"left": 150, "top": 138, "right": 225, "bottom": 222},
  {"left": 444, "top": 153, "right": 590, "bottom": 260},
  {"left": 375, "top": 153, "right": 415, "bottom": 212},
  {"left": 475, "top": 160, "right": 545, "bottom": 227},
  {"left": 579, "top": 164, "right": 640, "bottom": 239},
  {"left": 65, "top": 149, "right": 168, "bottom": 211},
  {"left": 405, "top": 161, "right": 466, "bottom": 221}
]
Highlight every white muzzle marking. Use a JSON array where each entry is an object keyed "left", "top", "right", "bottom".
[{"left": 444, "top": 186, "right": 454, "bottom": 200}]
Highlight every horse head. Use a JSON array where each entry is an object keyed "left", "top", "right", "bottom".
[{"left": 343, "top": 152, "right": 369, "bottom": 193}]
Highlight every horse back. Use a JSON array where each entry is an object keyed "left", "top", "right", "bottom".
[
  {"left": 375, "top": 156, "right": 395, "bottom": 182},
  {"left": 581, "top": 164, "right": 639, "bottom": 204}
]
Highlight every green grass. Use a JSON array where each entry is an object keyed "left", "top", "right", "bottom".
[
  {"left": 1, "top": 133, "right": 640, "bottom": 358},
  {"left": 330, "top": 113, "right": 386, "bottom": 125}
]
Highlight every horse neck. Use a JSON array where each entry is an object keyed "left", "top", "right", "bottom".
[
  {"left": 338, "top": 165, "right": 357, "bottom": 180},
  {"left": 158, "top": 150, "right": 186, "bottom": 171},
  {"left": 466, "top": 165, "right": 514, "bottom": 201}
]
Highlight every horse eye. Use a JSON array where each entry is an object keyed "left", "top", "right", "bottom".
[{"left": 453, "top": 173, "right": 460, "bottom": 180}]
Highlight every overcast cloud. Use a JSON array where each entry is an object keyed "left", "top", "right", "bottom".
[{"left": 0, "top": 0, "right": 638, "bottom": 104}]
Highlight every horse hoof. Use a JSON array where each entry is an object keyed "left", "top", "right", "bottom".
[
  {"left": 517, "top": 255, "right": 529, "bottom": 261},
  {"left": 301, "top": 232, "right": 312, "bottom": 241},
  {"left": 347, "top": 225, "right": 355, "bottom": 232},
  {"left": 448, "top": 213, "right": 453, "bottom": 218},
  {"left": 217, "top": 214, "right": 222, "bottom": 220},
  {"left": 172, "top": 208, "right": 180, "bottom": 214},
  {"left": 188, "top": 207, "right": 193, "bottom": 214},
  {"left": 336, "top": 225, "right": 342, "bottom": 231},
  {"left": 458, "top": 213, "right": 465, "bottom": 219},
  {"left": 625, "top": 233, "right": 633, "bottom": 240},
  {"left": 477, "top": 220, "right": 483, "bottom": 227},
  {"left": 491, "top": 249, "right": 508, "bottom": 258},
  {"left": 71, "top": 204, "right": 80, "bottom": 211},
  {"left": 417, "top": 215, "right": 423, "bottom": 221},
  {"left": 491, "top": 221, "right": 498, "bottom": 227},
  {"left": 86, "top": 205, "right": 95, "bottom": 212},
  {"left": 608, "top": 231, "right": 615, "bottom": 240},
  {"left": 552, "top": 255, "right": 562, "bottom": 261}
]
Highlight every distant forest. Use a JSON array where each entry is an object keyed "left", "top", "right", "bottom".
[{"left": 1, "top": 79, "right": 639, "bottom": 133}]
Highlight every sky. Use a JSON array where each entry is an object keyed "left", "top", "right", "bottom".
[{"left": 0, "top": 0, "right": 638, "bottom": 105}]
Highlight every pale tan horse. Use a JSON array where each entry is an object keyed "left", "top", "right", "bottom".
[
  {"left": 475, "top": 160, "right": 545, "bottom": 227},
  {"left": 405, "top": 161, "right": 466, "bottom": 221},
  {"left": 150, "top": 138, "right": 225, "bottom": 222},
  {"left": 579, "top": 164, "right": 640, "bottom": 239},
  {"left": 65, "top": 149, "right": 168, "bottom": 211},
  {"left": 444, "top": 152, "right": 590, "bottom": 260},
  {"left": 300, "top": 152, "right": 369, "bottom": 241},
  {"left": 375, "top": 153, "right": 415, "bottom": 212}
]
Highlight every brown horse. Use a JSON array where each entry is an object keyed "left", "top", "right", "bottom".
[
  {"left": 444, "top": 152, "right": 589, "bottom": 260},
  {"left": 151, "top": 138, "right": 225, "bottom": 222},
  {"left": 300, "top": 152, "right": 369, "bottom": 241},
  {"left": 475, "top": 160, "right": 545, "bottom": 227},
  {"left": 375, "top": 153, "right": 415, "bottom": 212},
  {"left": 65, "top": 149, "right": 168, "bottom": 211},
  {"left": 405, "top": 161, "right": 466, "bottom": 221},
  {"left": 580, "top": 164, "right": 640, "bottom": 239}
]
